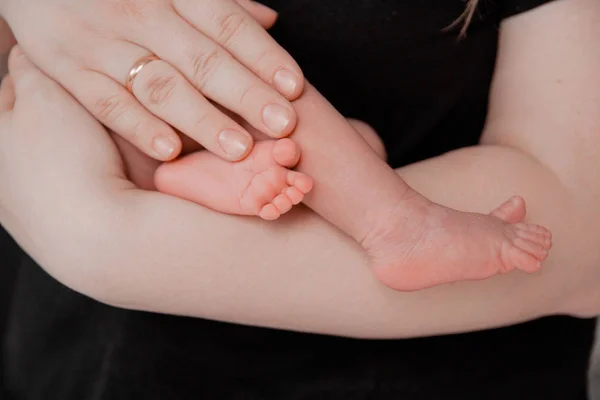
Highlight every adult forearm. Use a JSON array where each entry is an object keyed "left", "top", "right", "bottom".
[{"left": 86, "top": 143, "right": 594, "bottom": 339}]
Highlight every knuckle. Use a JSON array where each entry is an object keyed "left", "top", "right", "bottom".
[
  {"left": 252, "top": 48, "right": 286, "bottom": 85},
  {"left": 125, "top": 120, "right": 144, "bottom": 144},
  {"left": 192, "top": 109, "right": 211, "bottom": 132},
  {"left": 237, "top": 83, "right": 260, "bottom": 107},
  {"left": 92, "top": 95, "right": 144, "bottom": 144},
  {"left": 216, "top": 12, "right": 249, "bottom": 46},
  {"left": 252, "top": 48, "right": 274, "bottom": 72},
  {"left": 78, "top": 20, "right": 119, "bottom": 41},
  {"left": 189, "top": 46, "right": 222, "bottom": 89},
  {"left": 143, "top": 74, "right": 178, "bottom": 107},
  {"left": 110, "top": 0, "right": 160, "bottom": 24},
  {"left": 93, "top": 94, "right": 129, "bottom": 123}
]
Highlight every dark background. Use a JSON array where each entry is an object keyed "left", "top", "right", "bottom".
[{"left": 1, "top": 227, "right": 21, "bottom": 397}]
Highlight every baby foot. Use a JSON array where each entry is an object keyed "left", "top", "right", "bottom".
[
  {"left": 362, "top": 196, "right": 552, "bottom": 291},
  {"left": 155, "top": 139, "right": 314, "bottom": 220}
]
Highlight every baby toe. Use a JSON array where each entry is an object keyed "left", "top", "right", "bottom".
[
  {"left": 516, "top": 229, "right": 552, "bottom": 250},
  {"left": 513, "top": 237, "right": 549, "bottom": 261},
  {"left": 516, "top": 223, "right": 551, "bottom": 236},
  {"left": 507, "top": 246, "right": 542, "bottom": 273},
  {"left": 284, "top": 187, "right": 305, "bottom": 205},
  {"left": 272, "top": 138, "right": 300, "bottom": 168},
  {"left": 273, "top": 193, "right": 293, "bottom": 215},
  {"left": 286, "top": 171, "right": 313, "bottom": 194},
  {"left": 259, "top": 204, "right": 281, "bottom": 220}
]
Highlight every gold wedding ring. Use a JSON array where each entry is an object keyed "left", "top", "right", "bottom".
[{"left": 125, "top": 55, "right": 160, "bottom": 93}]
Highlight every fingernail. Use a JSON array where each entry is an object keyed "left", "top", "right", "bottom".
[
  {"left": 218, "top": 130, "right": 251, "bottom": 158},
  {"left": 262, "top": 104, "right": 292, "bottom": 136},
  {"left": 273, "top": 69, "right": 299, "bottom": 98},
  {"left": 153, "top": 136, "right": 177, "bottom": 159}
]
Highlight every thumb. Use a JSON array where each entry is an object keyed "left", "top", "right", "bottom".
[
  {"left": 7, "top": 45, "right": 124, "bottom": 177},
  {"left": 7, "top": 45, "right": 46, "bottom": 96}
]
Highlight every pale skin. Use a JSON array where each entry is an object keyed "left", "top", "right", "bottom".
[
  {"left": 1, "top": 0, "right": 600, "bottom": 339},
  {"left": 143, "top": 1, "right": 553, "bottom": 292},
  {"left": 1, "top": 1, "right": 552, "bottom": 293},
  {"left": 156, "top": 82, "right": 552, "bottom": 291},
  {"left": 0, "top": 0, "right": 304, "bottom": 161}
]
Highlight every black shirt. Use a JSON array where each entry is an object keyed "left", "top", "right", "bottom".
[{"left": 3, "top": 0, "right": 595, "bottom": 399}]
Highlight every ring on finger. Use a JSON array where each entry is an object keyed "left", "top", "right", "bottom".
[{"left": 125, "top": 55, "right": 160, "bottom": 93}]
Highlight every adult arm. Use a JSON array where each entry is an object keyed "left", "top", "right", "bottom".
[{"left": 2, "top": 0, "right": 599, "bottom": 339}]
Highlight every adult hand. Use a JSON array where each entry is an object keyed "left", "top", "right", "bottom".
[
  {"left": 0, "top": 46, "right": 142, "bottom": 292},
  {"left": 0, "top": 0, "right": 302, "bottom": 162}
]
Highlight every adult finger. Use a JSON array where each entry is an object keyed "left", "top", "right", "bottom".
[
  {"left": 173, "top": 0, "right": 303, "bottom": 100},
  {"left": 69, "top": 68, "right": 183, "bottom": 161},
  {"left": 51, "top": 37, "right": 183, "bottom": 161},
  {"left": 86, "top": 40, "right": 254, "bottom": 161},
  {"left": 132, "top": 13, "right": 297, "bottom": 139},
  {"left": 235, "top": 0, "right": 279, "bottom": 29},
  {"left": 131, "top": 59, "right": 254, "bottom": 161}
]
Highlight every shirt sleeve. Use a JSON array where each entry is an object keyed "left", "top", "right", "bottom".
[{"left": 501, "top": 0, "right": 559, "bottom": 19}]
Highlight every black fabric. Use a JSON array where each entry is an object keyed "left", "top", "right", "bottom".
[
  {"left": 0, "top": 227, "right": 20, "bottom": 398},
  {"left": 5, "top": 0, "right": 594, "bottom": 399},
  {"left": 502, "top": 0, "right": 557, "bottom": 18}
]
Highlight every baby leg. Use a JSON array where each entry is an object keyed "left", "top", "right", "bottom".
[
  {"left": 347, "top": 119, "right": 386, "bottom": 160},
  {"left": 347, "top": 122, "right": 550, "bottom": 288},
  {"left": 159, "top": 84, "right": 551, "bottom": 291},
  {"left": 275, "top": 85, "right": 551, "bottom": 291}
]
